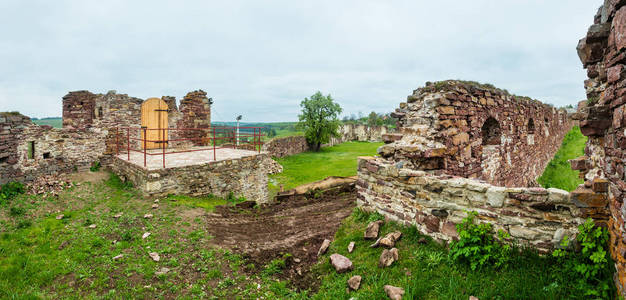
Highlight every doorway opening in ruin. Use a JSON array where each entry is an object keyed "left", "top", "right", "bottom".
[
  {"left": 528, "top": 118, "right": 535, "bottom": 134},
  {"left": 481, "top": 117, "right": 502, "bottom": 182},
  {"left": 141, "top": 98, "right": 169, "bottom": 150},
  {"left": 481, "top": 117, "right": 501, "bottom": 145},
  {"left": 28, "top": 141, "right": 35, "bottom": 159}
]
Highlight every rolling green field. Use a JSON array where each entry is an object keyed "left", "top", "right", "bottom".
[
  {"left": 269, "top": 141, "right": 382, "bottom": 192},
  {"left": 538, "top": 126, "right": 587, "bottom": 191},
  {"left": 32, "top": 118, "right": 62, "bottom": 128}
]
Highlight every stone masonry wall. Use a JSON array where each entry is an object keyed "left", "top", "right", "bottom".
[
  {"left": 62, "top": 91, "right": 98, "bottom": 129},
  {"left": 177, "top": 90, "right": 211, "bottom": 146},
  {"left": 381, "top": 80, "right": 572, "bottom": 187},
  {"left": 357, "top": 157, "right": 591, "bottom": 253},
  {"left": 110, "top": 152, "right": 269, "bottom": 203},
  {"left": 262, "top": 136, "right": 310, "bottom": 158},
  {"left": 1, "top": 112, "right": 107, "bottom": 184},
  {"left": 577, "top": 1, "right": 626, "bottom": 293}
]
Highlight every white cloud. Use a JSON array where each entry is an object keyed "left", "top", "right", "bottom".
[{"left": 0, "top": 0, "right": 603, "bottom": 121}]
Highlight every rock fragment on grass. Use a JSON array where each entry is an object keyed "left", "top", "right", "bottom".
[
  {"left": 348, "top": 241, "right": 355, "bottom": 253},
  {"left": 113, "top": 213, "right": 122, "bottom": 219},
  {"left": 379, "top": 248, "right": 399, "bottom": 268},
  {"left": 151, "top": 204, "right": 159, "bottom": 209},
  {"left": 347, "top": 275, "right": 361, "bottom": 291},
  {"left": 318, "top": 239, "right": 331, "bottom": 256},
  {"left": 113, "top": 254, "right": 123, "bottom": 260},
  {"left": 155, "top": 267, "right": 169, "bottom": 276},
  {"left": 88, "top": 224, "right": 97, "bottom": 229},
  {"left": 142, "top": 232, "right": 151, "bottom": 239},
  {"left": 384, "top": 285, "right": 405, "bottom": 300},
  {"left": 469, "top": 297, "right": 479, "bottom": 300},
  {"left": 371, "top": 231, "right": 402, "bottom": 248},
  {"left": 149, "top": 252, "right": 160, "bottom": 262},
  {"left": 329, "top": 253, "right": 353, "bottom": 273},
  {"left": 144, "top": 214, "right": 153, "bottom": 219},
  {"left": 56, "top": 214, "right": 64, "bottom": 220},
  {"left": 364, "top": 220, "right": 384, "bottom": 239}
]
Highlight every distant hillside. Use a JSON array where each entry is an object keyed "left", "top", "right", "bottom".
[{"left": 32, "top": 117, "right": 62, "bottom": 128}]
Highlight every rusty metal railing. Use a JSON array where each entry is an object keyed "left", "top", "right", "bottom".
[{"left": 115, "top": 126, "right": 264, "bottom": 168}]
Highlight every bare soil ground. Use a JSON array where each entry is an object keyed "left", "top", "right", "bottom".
[{"left": 205, "top": 183, "right": 357, "bottom": 290}]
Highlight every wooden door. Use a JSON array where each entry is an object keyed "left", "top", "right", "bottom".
[{"left": 141, "top": 98, "right": 168, "bottom": 149}]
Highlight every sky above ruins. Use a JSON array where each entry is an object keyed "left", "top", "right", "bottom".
[{"left": 0, "top": 0, "right": 603, "bottom": 122}]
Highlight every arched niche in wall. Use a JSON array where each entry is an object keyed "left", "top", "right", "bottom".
[
  {"left": 481, "top": 117, "right": 501, "bottom": 146},
  {"left": 528, "top": 118, "right": 535, "bottom": 134}
]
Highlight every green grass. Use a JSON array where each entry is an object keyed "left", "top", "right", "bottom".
[
  {"left": 538, "top": 126, "right": 587, "bottom": 191},
  {"left": 0, "top": 173, "right": 299, "bottom": 299},
  {"left": 269, "top": 141, "right": 382, "bottom": 191},
  {"left": 303, "top": 209, "right": 610, "bottom": 299}
]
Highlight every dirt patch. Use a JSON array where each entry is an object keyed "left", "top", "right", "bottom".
[
  {"left": 67, "top": 170, "right": 109, "bottom": 184},
  {"left": 205, "top": 183, "right": 356, "bottom": 290}
]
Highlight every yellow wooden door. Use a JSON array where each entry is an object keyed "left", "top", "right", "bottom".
[{"left": 141, "top": 98, "right": 168, "bottom": 150}]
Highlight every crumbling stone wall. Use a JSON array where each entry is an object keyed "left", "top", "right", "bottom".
[
  {"left": 381, "top": 80, "right": 572, "bottom": 187},
  {"left": 110, "top": 152, "right": 269, "bottom": 203},
  {"left": 356, "top": 81, "right": 584, "bottom": 254},
  {"left": 357, "top": 157, "right": 588, "bottom": 252},
  {"left": 177, "top": 90, "right": 212, "bottom": 146},
  {"left": 0, "top": 112, "right": 106, "bottom": 184},
  {"left": 325, "top": 124, "right": 390, "bottom": 147},
  {"left": 62, "top": 91, "right": 98, "bottom": 129},
  {"left": 577, "top": 1, "right": 626, "bottom": 293},
  {"left": 262, "top": 136, "right": 310, "bottom": 158}
]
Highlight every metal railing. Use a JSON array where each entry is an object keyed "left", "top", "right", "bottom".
[{"left": 115, "top": 126, "right": 264, "bottom": 168}]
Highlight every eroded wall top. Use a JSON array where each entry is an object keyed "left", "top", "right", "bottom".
[{"left": 380, "top": 80, "right": 572, "bottom": 187}]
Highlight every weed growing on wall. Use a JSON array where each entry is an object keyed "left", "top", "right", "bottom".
[
  {"left": 89, "top": 161, "right": 101, "bottom": 172},
  {"left": 552, "top": 219, "right": 614, "bottom": 298},
  {"left": 449, "top": 211, "right": 512, "bottom": 270}
]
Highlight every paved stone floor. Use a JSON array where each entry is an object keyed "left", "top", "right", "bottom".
[{"left": 116, "top": 146, "right": 261, "bottom": 170}]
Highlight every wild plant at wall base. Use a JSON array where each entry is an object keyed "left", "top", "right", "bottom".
[
  {"left": 552, "top": 218, "right": 614, "bottom": 298},
  {"left": 449, "top": 211, "right": 512, "bottom": 270}
]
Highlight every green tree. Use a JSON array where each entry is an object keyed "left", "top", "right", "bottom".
[{"left": 297, "top": 91, "right": 343, "bottom": 151}]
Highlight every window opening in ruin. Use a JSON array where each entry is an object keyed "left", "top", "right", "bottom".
[
  {"left": 43, "top": 152, "right": 51, "bottom": 159},
  {"left": 528, "top": 118, "right": 535, "bottom": 134},
  {"left": 0, "top": 156, "right": 7, "bottom": 164},
  {"left": 544, "top": 117, "right": 549, "bottom": 127},
  {"left": 97, "top": 107, "right": 103, "bottom": 119},
  {"left": 28, "top": 141, "right": 35, "bottom": 159},
  {"left": 481, "top": 117, "right": 501, "bottom": 146}
]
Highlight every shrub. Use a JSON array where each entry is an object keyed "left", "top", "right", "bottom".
[
  {"left": 90, "top": 161, "right": 101, "bottom": 172},
  {"left": 449, "top": 211, "right": 512, "bottom": 270},
  {"left": 0, "top": 181, "right": 25, "bottom": 205},
  {"left": 552, "top": 218, "right": 614, "bottom": 298}
]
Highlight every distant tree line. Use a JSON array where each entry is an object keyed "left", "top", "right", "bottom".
[{"left": 342, "top": 111, "right": 397, "bottom": 128}]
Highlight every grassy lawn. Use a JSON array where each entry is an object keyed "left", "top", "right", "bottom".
[
  {"left": 538, "top": 126, "right": 587, "bottom": 191},
  {"left": 0, "top": 173, "right": 302, "bottom": 299},
  {"left": 308, "top": 209, "right": 613, "bottom": 300},
  {"left": 32, "top": 118, "right": 62, "bottom": 128},
  {"left": 269, "top": 141, "right": 382, "bottom": 192}
]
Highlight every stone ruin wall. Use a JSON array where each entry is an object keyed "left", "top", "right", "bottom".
[
  {"left": 577, "top": 1, "right": 626, "bottom": 293},
  {"left": 0, "top": 112, "right": 107, "bottom": 184},
  {"left": 1, "top": 90, "right": 212, "bottom": 184},
  {"left": 357, "top": 156, "right": 591, "bottom": 252},
  {"left": 110, "top": 151, "right": 270, "bottom": 203},
  {"left": 262, "top": 124, "right": 392, "bottom": 158},
  {"left": 356, "top": 81, "right": 590, "bottom": 254},
  {"left": 380, "top": 81, "right": 572, "bottom": 187}
]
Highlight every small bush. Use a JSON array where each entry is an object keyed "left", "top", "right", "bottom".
[
  {"left": 0, "top": 181, "right": 25, "bottom": 205},
  {"left": 9, "top": 206, "right": 25, "bottom": 216},
  {"left": 449, "top": 211, "right": 512, "bottom": 270},
  {"left": 552, "top": 218, "right": 614, "bottom": 298},
  {"left": 353, "top": 207, "right": 384, "bottom": 223},
  {"left": 90, "top": 161, "right": 101, "bottom": 172}
]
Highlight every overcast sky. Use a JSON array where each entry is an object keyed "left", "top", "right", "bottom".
[{"left": 0, "top": 0, "right": 602, "bottom": 122}]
